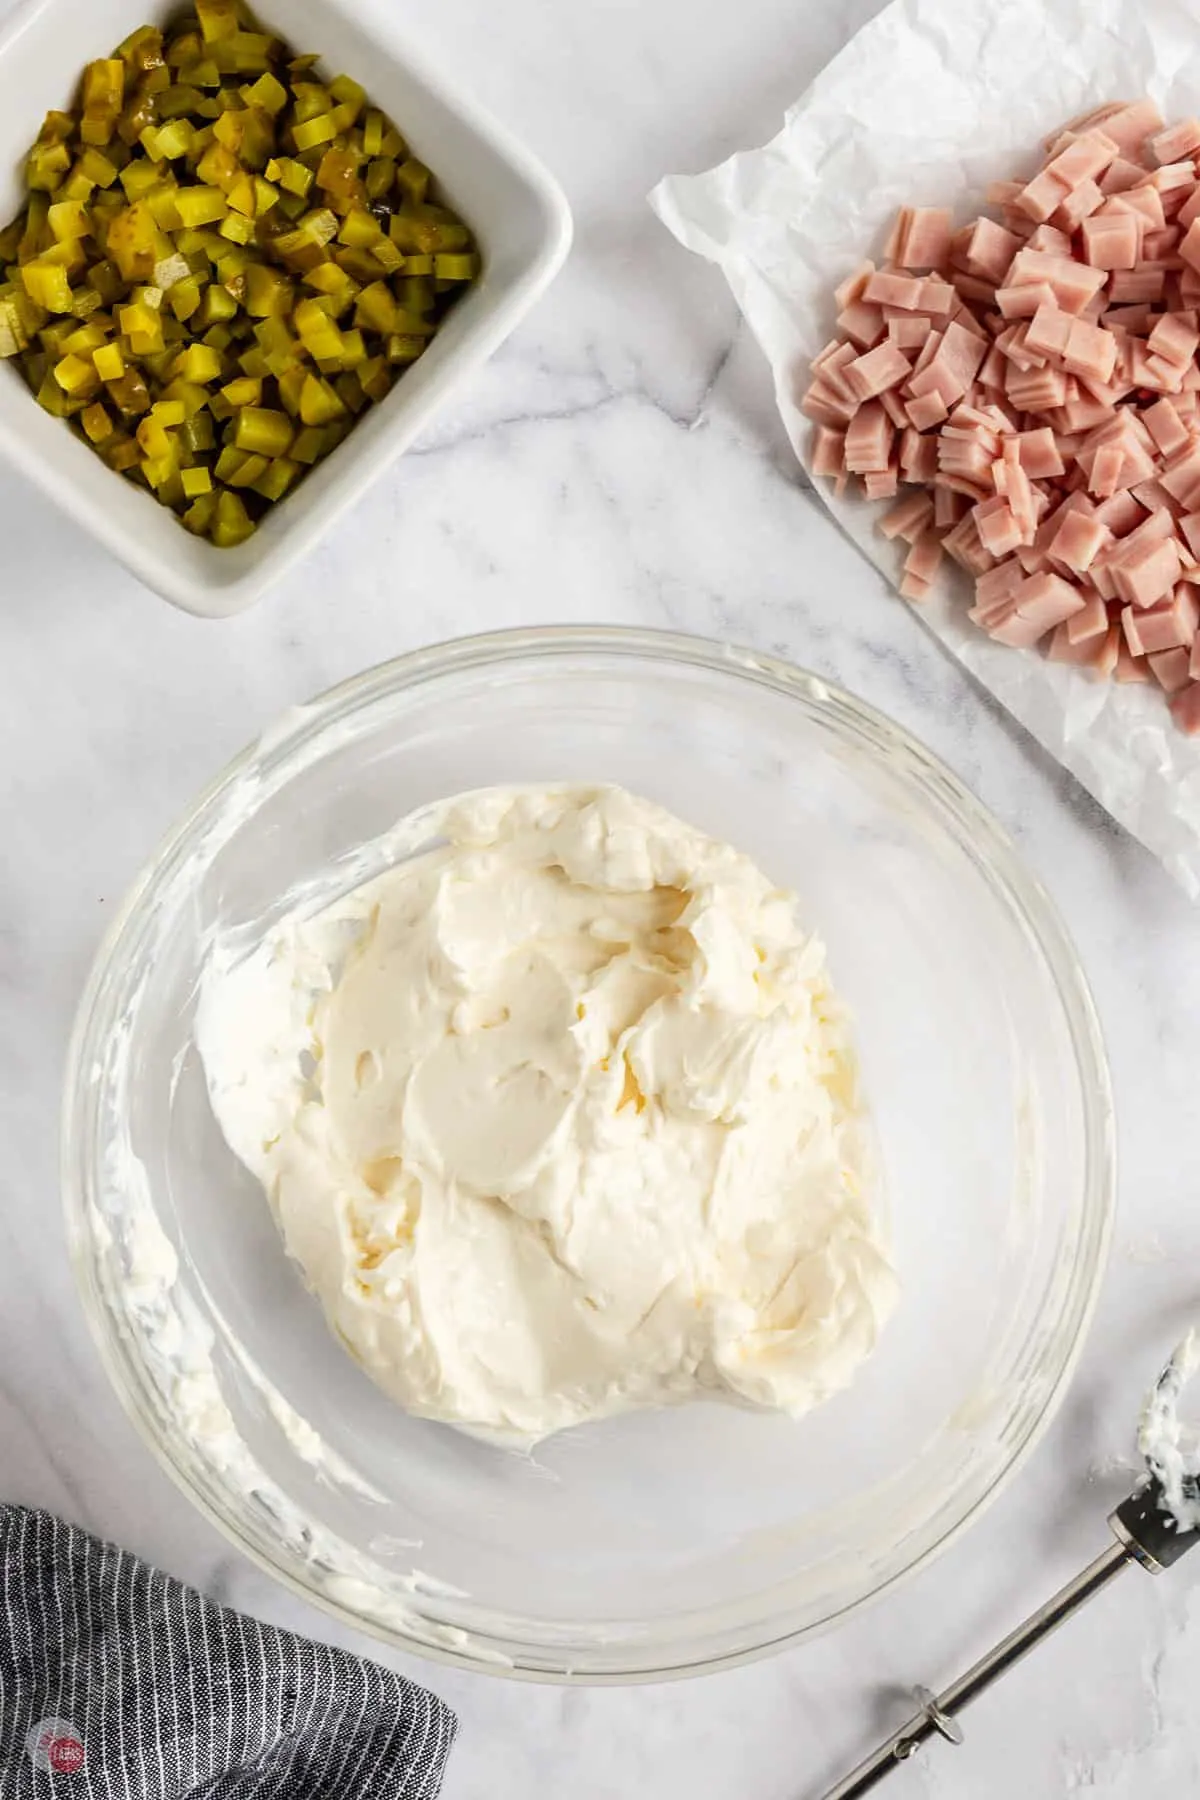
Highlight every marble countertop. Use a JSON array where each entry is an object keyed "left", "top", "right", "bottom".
[{"left": 2, "top": 0, "right": 1199, "bottom": 1793}]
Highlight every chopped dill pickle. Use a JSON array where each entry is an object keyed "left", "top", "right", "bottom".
[{"left": 0, "top": 2, "right": 478, "bottom": 544}]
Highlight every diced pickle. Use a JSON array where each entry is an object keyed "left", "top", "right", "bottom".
[
  {"left": 233, "top": 405, "right": 292, "bottom": 456},
  {"left": 1, "top": 2, "right": 477, "bottom": 545}
]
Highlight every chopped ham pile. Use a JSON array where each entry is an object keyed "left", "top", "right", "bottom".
[{"left": 803, "top": 98, "right": 1200, "bottom": 736}]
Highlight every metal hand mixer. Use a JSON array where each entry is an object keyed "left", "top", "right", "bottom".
[{"left": 821, "top": 1334, "right": 1200, "bottom": 1798}]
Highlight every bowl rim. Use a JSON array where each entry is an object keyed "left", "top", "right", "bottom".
[
  {"left": 61, "top": 623, "right": 1116, "bottom": 1681},
  {"left": 0, "top": 0, "right": 573, "bottom": 617}
]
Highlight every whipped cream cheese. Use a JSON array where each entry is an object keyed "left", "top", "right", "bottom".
[{"left": 197, "top": 785, "right": 897, "bottom": 1441}]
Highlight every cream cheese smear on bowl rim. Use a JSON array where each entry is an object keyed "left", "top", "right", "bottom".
[{"left": 195, "top": 783, "right": 898, "bottom": 1444}]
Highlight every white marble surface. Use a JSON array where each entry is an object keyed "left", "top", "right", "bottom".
[{"left": 2, "top": 0, "right": 1199, "bottom": 1794}]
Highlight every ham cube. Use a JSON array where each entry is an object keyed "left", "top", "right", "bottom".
[
  {"left": 863, "top": 270, "right": 927, "bottom": 310},
  {"left": 1100, "top": 99, "right": 1165, "bottom": 156},
  {"left": 846, "top": 340, "right": 913, "bottom": 401},
  {"left": 1054, "top": 180, "right": 1105, "bottom": 231},
  {"left": 1116, "top": 642, "right": 1153, "bottom": 682},
  {"left": 1066, "top": 593, "right": 1110, "bottom": 642},
  {"left": 1169, "top": 682, "right": 1200, "bottom": 731},
  {"left": 844, "top": 401, "right": 895, "bottom": 474},
  {"left": 1108, "top": 267, "right": 1166, "bottom": 302},
  {"left": 1122, "top": 586, "right": 1199, "bottom": 654},
  {"left": 838, "top": 301, "right": 887, "bottom": 348},
  {"left": 1160, "top": 443, "right": 1200, "bottom": 508},
  {"left": 1016, "top": 427, "right": 1065, "bottom": 477},
  {"left": 1081, "top": 211, "right": 1140, "bottom": 269},
  {"left": 878, "top": 490, "right": 935, "bottom": 542},
  {"left": 1049, "top": 509, "right": 1108, "bottom": 572},
  {"left": 999, "top": 570, "right": 1088, "bottom": 643},
  {"left": 1144, "top": 398, "right": 1191, "bottom": 458},
  {"left": 1179, "top": 218, "right": 1200, "bottom": 273},
  {"left": 1047, "top": 621, "right": 1121, "bottom": 676},
  {"left": 996, "top": 283, "right": 1058, "bottom": 318},
  {"left": 974, "top": 497, "right": 1024, "bottom": 559},
  {"left": 1113, "top": 536, "right": 1181, "bottom": 608},
  {"left": 1015, "top": 169, "right": 1069, "bottom": 224},
  {"left": 811, "top": 427, "right": 846, "bottom": 477},
  {"left": 964, "top": 216, "right": 1025, "bottom": 282},
  {"left": 888, "top": 315, "right": 932, "bottom": 351},
  {"left": 896, "top": 208, "right": 953, "bottom": 271},
  {"left": 904, "top": 530, "right": 944, "bottom": 584},
  {"left": 906, "top": 390, "right": 949, "bottom": 431},
  {"left": 1150, "top": 118, "right": 1200, "bottom": 164},
  {"left": 864, "top": 465, "right": 900, "bottom": 500},
  {"left": 1149, "top": 645, "right": 1193, "bottom": 691},
  {"left": 1147, "top": 312, "right": 1200, "bottom": 368},
  {"left": 1024, "top": 305, "right": 1073, "bottom": 362},
  {"left": 1062, "top": 319, "right": 1118, "bottom": 384},
  {"left": 1045, "top": 128, "right": 1120, "bottom": 187}
]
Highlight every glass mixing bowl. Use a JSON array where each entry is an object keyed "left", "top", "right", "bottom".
[{"left": 64, "top": 627, "right": 1114, "bottom": 1680}]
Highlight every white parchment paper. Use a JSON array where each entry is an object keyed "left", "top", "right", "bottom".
[{"left": 651, "top": 0, "right": 1200, "bottom": 898}]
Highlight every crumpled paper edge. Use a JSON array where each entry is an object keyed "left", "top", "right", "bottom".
[{"left": 650, "top": 0, "right": 1200, "bottom": 899}]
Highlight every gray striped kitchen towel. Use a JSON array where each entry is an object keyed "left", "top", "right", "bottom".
[{"left": 0, "top": 1504, "right": 457, "bottom": 1798}]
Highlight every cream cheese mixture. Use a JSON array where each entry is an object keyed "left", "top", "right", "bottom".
[{"left": 197, "top": 785, "right": 897, "bottom": 1441}]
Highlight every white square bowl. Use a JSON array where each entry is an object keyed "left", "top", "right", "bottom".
[{"left": 0, "top": 0, "right": 571, "bottom": 615}]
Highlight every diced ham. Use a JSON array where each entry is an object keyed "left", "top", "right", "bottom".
[
  {"left": 895, "top": 208, "right": 953, "bottom": 271},
  {"left": 1111, "top": 535, "right": 1181, "bottom": 607},
  {"left": 838, "top": 301, "right": 887, "bottom": 348},
  {"left": 1160, "top": 443, "right": 1200, "bottom": 508},
  {"left": 906, "top": 319, "right": 988, "bottom": 408},
  {"left": 1116, "top": 641, "right": 1153, "bottom": 682},
  {"left": 846, "top": 340, "right": 913, "bottom": 401},
  {"left": 1081, "top": 211, "right": 1141, "bottom": 269},
  {"left": 1121, "top": 584, "right": 1199, "bottom": 654},
  {"left": 1150, "top": 118, "right": 1200, "bottom": 164},
  {"left": 1049, "top": 509, "right": 1109, "bottom": 572},
  {"left": 844, "top": 401, "right": 894, "bottom": 474},
  {"left": 888, "top": 315, "right": 932, "bottom": 351},
  {"left": 1006, "top": 249, "right": 1107, "bottom": 312},
  {"left": 906, "top": 390, "right": 950, "bottom": 432},
  {"left": 1111, "top": 186, "right": 1166, "bottom": 229},
  {"left": 834, "top": 263, "right": 875, "bottom": 310},
  {"left": 863, "top": 467, "right": 900, "bottom": 501},
  {"left": 1149, "top": 645, "right": 1193, "bottom": 690},
  {"left": 904, "top": 530, "right": 944, "bottom": 584},
  {"left": 1108, "top": 266, "right": 1166, "bottom": 302},
  {"left": 1015, "top": 169, "right": 1069, "bottom": 224},
  {"left": 964, "top": 217, "right": 1025, "bottom": 283},
  {"left": 1144, "top": 398, "right": 1191, "bottom": 458},
  {"left": 1169, "top": 681, "right": 1200, "bottom": 730},
  {"left": 1046, "top": 128, "right": 1120, "bottom": 188},
  {"left": 974, "top": 497, "right": 1024, "bottom": 559},
  {"left": 808, "top": 98, "right": 1200, "bottom": 732},
  {"left": 1062, "top": 318, "right": 1118, "bottom": 384},
  {"left": 811, "top": 427, "right": 846, "bottom": 478},
  {"left": 1047, "top": 620, "right": 1121, "bottom": 676},
  {"left": 863, "top": 270, "right": 928, "bottom": 310},
  {"left": 1066, "top": 593, "right": 1110, "bottom": 642},
  {"left": 1100, "top": 99, "right": 1165, "bottom": 157},
  {"left": 1147, "top": 312, "right": 1200, "bottom": 367},
  {"left": 878, "top": 490, "right": 935, "bottom": 542},
  {"left": 1101, "top": 156, "right": 1150, "bottom": 194},
  {"left": 1013, "top": 428, "right": 1064, "bottom": 479},
  {"left": 934, "top": 485, "right": 968, "bottom": 530},
  {"left": 1054, "top": 180, "right": 1105, "bottom": 231},
  {"left": 996, "top": 283, "right": 1057, "bottom": 318}
]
